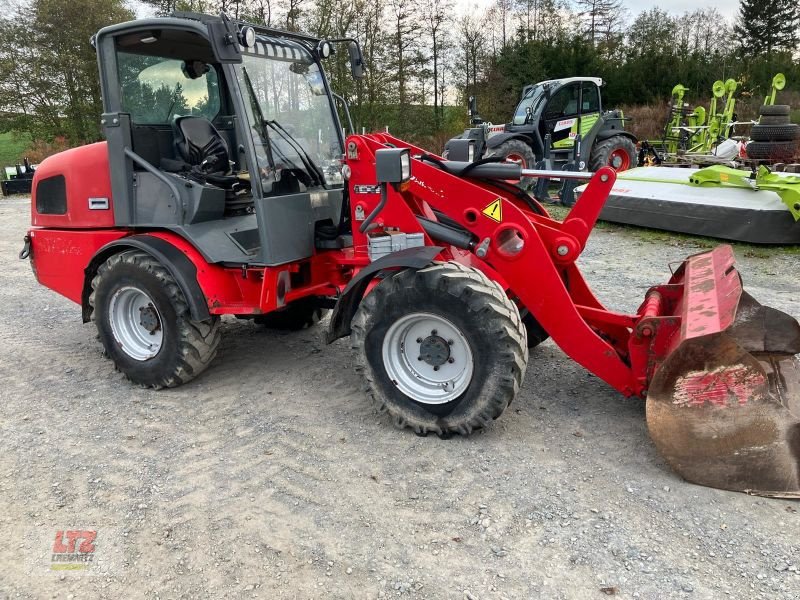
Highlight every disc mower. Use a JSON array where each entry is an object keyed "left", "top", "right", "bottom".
[{"left": 22, "top": 13, "right": 800, "bottom": 497}]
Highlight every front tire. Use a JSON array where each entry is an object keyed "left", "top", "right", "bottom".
[
  {"left": 589, "top": 136, "right": 636, "bottom": 172},
  {"left": 89, "top": 250, "right": 221, "bottom": 388},
  {"left": 485, "top": 139, "right": 537, "bottom": 188},
  {"left": 351, "top": 262, "right": 528, "bottom": 436}
]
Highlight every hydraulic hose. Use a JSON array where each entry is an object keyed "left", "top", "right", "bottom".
[{"left": 359, "top": 183, "right": 388, "bottom": 233}]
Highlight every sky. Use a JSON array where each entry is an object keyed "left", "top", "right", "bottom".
[
  {"left": 456, "top": 0, "right": 739, "bottom": 20},
  {"left": 133, "top": 0, "right": 740, "bottom": 21}
]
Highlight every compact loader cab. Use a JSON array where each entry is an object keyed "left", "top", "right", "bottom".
[{"left": 95, "top": 13, "right": 347, "bottom": 266}]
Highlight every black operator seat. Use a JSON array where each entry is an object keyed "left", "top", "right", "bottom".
[
  {"left": 173, "top": 116, "right": 230, "bottom": 175},
  {"left": 169, "top": 115, "right": 251, "bottom": 193}
]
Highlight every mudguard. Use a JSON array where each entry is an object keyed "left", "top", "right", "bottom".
[
  {"left": 326, "top": 246, "right": 443, "bottom": 343},
  {"left": 81, "top": 234, "right": 211, "bottom": 323},
  {"left": 485, "top": 131, "right": 544, "bottom": 157}
]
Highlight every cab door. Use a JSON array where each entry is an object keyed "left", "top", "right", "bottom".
[
  {"left": 578, "top": 81, "right": 602, "bottom": 140},
  {"left": 540, "top": 82, "right": 581, "bottom": 150}
]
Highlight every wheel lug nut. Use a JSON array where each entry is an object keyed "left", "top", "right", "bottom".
[
  {"left": 431, "top": 329, "right": 437, "bottom": 335},
  {"left": 416, "top": 337, "right": 423, "bottom": 343},
  {"left": 447, "top": 339, "right": 454, "bottom": 345},
  {"left": 433, "top": 366, "right": 439, "bottom": 371},
  {"left": 418, "top": 356, "right": 423, "bottom": 361},
  {"left": 448, "top": 358, "right": 455, "bottom": 363}
]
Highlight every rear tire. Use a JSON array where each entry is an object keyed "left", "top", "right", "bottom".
[
  {"left": 254, "top": 297, "right": 326, "bottom": 330},
  {"left": 484, "top": 139, "right": 537, "bottom": 188},
  {"left": 89, "top": 250, "right": 221, "bottom": 388},
  {"left": 351, "top": 262, "right": 528, "bottom": 436},
  {"left": 589, "top": 136, "right": 636, "bottom": 172}
]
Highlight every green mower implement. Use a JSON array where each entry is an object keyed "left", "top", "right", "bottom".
[{"left": 689, "top": 165, "right": 800, "bottom": 220}]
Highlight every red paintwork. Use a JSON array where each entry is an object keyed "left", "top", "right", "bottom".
[
  {"left": 29, "top": 228, "right": 128, "bottom": 304},
  {"left": 672, "top": 365, "right": 765, "bottom": 407},
  {"left": 674, "top": 245, "right": 740, "bottom": 341},
  {"left": 27, "top": 133, "right": 748, "bottom": 399},
  {"left": 32, "top": 142, "right": 114, "bottom": 228}
]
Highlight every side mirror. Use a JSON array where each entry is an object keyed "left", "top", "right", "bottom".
[{"left": 347, "top": 42, "right": 366, "bottom": 80}]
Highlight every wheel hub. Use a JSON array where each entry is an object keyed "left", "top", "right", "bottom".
[
  {"left": 382, "top": 312, "right": 474, "bottom": 404},
  {"left": 108, "top": 286, "right": 163, "bottom": 361},
  {"left": 138, "top": 304, "right": 161, "bottom": 334},
  {"left": 418, "top": 333, "right": 451, "bottom": 367}
]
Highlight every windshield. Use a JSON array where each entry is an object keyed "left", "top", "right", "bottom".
[
  {"left": 512, "top": 85, "right": 544, "bottom": 125},
  {"left": 235, "top": 39, "right": 343, "bottom": 189}
]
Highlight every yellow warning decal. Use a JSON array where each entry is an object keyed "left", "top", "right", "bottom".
[{"left": 482, "top": 198, "right": 502, "bottom": 223}]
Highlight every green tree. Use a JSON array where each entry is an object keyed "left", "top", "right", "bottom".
[
  {"left": 734, "top": 0, "right": 800, "bottom": 57},
  {"left": 0, "top": 0, "right": 134, "bottom": 142}
]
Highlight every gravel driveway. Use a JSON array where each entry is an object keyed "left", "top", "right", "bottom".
[{"left": 0, "top": 195, "right": 798, "bottom": 599}]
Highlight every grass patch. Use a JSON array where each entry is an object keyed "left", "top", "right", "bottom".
[
  {"left": 543, "top": 202, "right": 800, "bottom": 258},
  {"left": 0, "top": 131, "right": 31, "bottom": 176}
]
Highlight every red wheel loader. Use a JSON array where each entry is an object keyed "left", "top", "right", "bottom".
[{"left": 21, "top": 13, "right": 800, "bottom": 497}]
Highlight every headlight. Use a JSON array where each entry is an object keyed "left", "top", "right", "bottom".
[
  {"left": 375, "top": 148, "right": 412, "bottom": 184},
  {"left": 239, "top": 26, "right": 256, "bottom": 48},
  {"left": 318, "top": 41, "right": 332, "bottom": 58},
  {"left": 400, "top": 152, "right": 410, "bottom": 181}
]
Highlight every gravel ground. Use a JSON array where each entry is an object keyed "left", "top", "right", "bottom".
[{"left": 0, "top": 195, "right": 798, "bottom": 600}]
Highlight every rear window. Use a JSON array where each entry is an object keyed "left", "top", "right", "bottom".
[
  {"left": 118, "top": 52, "right": 221, "bottom": 124},
  {"left": 35, "top": 175, "right": 67, "bottom": 215}
]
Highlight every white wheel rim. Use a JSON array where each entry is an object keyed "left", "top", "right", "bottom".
[
  {"left": 382, "top": 312, "right": 474, "bottom": 404},
  {"left": 108, "top": 286, "right": 163, "bottom": 361}
]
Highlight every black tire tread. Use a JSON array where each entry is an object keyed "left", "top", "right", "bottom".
[
  {"left": 750, "top": 123, "right": 800, "bottom": 142},
  {"left": 89, "top": 250, "right": 221, "bottom": 388},
  {"left": 759, "top": 104, "right": 790, "bottom": 117},
  {"left": 758, "top": 115, "right": 791, "bottom": 125},
  {"left": 351, "top": 262, "right": 528, "bottom": 436},
  {"left": 746, "top": 140, "right": 800, "bottom": 160}
]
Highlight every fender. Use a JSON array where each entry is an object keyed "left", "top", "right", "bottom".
[
  {"left": 485, "top": 131, "right": 532, "bottom": 149},
  {"left": 326, "top": 246, "right": 443, "bottom": 343},
  {"left": 81, "top": 234, "right": 211, "bottom": 323},
  {"left": 485, "top": 131, "right": 544, "bottom": 159},
  {"left": 595, "top": 129, "right": 637, "bottom": 144}
]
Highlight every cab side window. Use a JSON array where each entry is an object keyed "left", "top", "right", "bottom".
[
  {"left": 543, "top": 83, "right": 580, "bottom": 120},
  {"left": 581, "top": 83, "right": 600, "bottom": 113},
  {"left": 118, "top": 52, "right": 221, "bottom": 124}
]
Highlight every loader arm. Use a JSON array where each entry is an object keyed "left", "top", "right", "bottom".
[{"left": 347, "top": 133, "right": 643, "bottom": 396}]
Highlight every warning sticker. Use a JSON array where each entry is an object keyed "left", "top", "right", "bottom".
[{"left": 482, "top": 198, "right": 502, "bottom": 222}]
